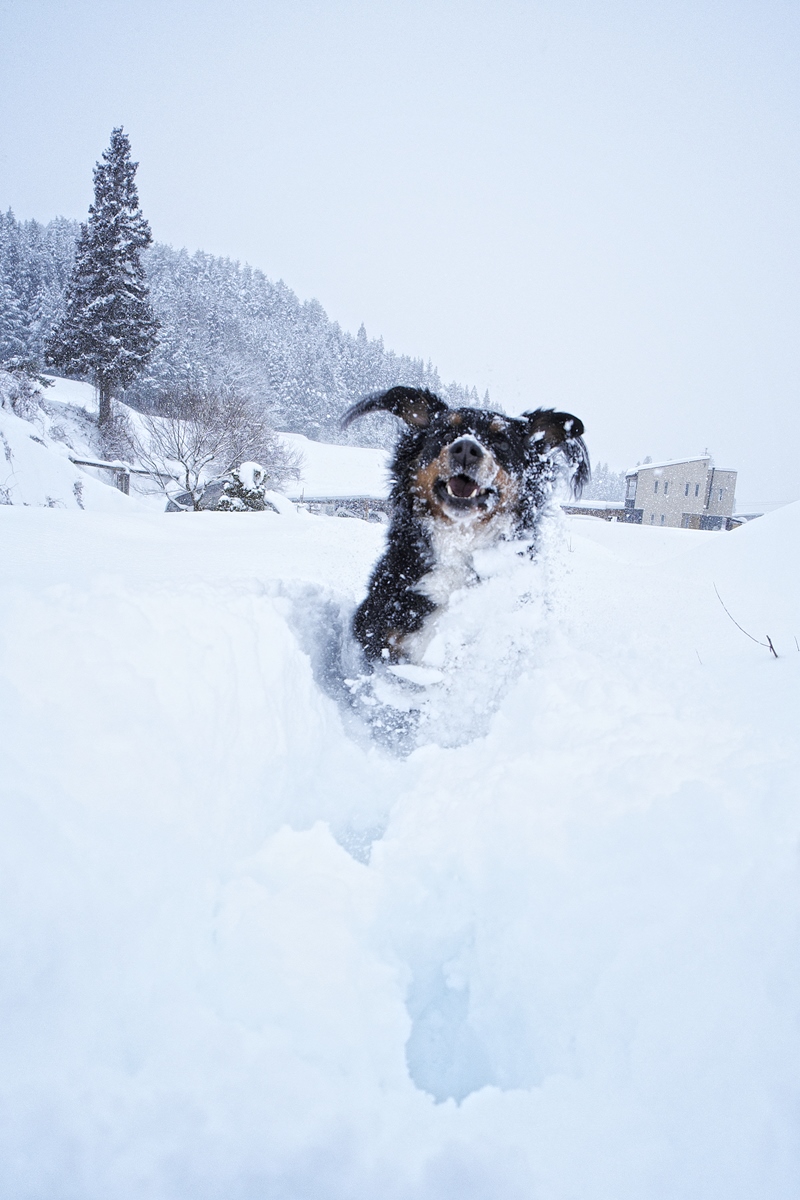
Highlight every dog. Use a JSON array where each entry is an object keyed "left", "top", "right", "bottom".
[{"left": 343, "top": 386, "right": 589, "bottom": 664}]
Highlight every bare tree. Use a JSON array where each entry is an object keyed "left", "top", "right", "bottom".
[{"left": 134, "top": 385, "right": 302, "bottom": 509}]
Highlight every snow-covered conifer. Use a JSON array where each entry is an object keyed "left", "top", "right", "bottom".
[
  {"left": 581, "top": 461, "right": 627, "bottom": 501},
  {"left": 45, "top": 128, "right": 158, "bottom": 424},
  {"left": 0, "top": 278, "right": 28, "bottom": 364},
  {"left": 10, "top": 205, "right": 481, "bottom": 442},
  {"left": 217, "top": 462, "right": 269, "bottom": 511}
]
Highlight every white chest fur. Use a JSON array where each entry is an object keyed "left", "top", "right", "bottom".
[{"left": 402, "top": 512, "right": 515, "bottom": 662}]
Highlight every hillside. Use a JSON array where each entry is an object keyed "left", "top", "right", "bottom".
[
  {"left": 0, "top": 210, "right": 484, "bottom": 443},
  {"left": 0, "top": 468, "right": 797, "bottom": 1196},
  {"left": 0, "top": 372, "right": 149, "bottom": 511},
  {"left": 0, "top": 371, "right": 391, "bottom": 511}
]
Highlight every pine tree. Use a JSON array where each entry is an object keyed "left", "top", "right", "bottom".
[
  {"left": 45, "top": 128, "right": 158, "bottom": 424},
  {"left": 0, "top": 279, "right": 28, "bottom": 364}
]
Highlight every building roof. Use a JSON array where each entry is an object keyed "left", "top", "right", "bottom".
[
  {"left": 563, "top": 500, "right": 625, "bottom": 510},
  {"left": 625, "top": 455, "right": 711, "bottom": 477}
]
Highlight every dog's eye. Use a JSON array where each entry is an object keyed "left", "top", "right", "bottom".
[{"left": 495, "top": 440, "right": 510, "bottom": 454}]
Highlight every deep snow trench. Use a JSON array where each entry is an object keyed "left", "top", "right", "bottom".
[{"left": 1, "top": 501, "right": 798, "bottom": 1199}]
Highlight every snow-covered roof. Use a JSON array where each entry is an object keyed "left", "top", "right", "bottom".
[
  {"left": 280, "top": 432, "right": 390, "bottom": 500},
  {"left": 563, "top": 500, "right": 625, "bottom": 510},
  {"left": 625, "top": 455, "right": 711, "bottom": 477}
]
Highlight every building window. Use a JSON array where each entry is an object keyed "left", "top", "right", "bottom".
[
  {"left": 664, "top": 481, "right": 669, "bottom": 495},
  {"left": 660, "top": 514, "right": 665, "bottom": 525},
  {"left": 654, "top": 481, "right": 659, "bottom": 493},
  {"left": 719, "top": 487, "right": 724, "bottom": 501},
  {"left": 684, "top": 482, "right": 689, "bottom": 497},
  {"left": 650, "top": 513, "right": 655, "bottom": 523},
  {"left": 695, "top": 483, "right": 700, "bottom": 497}
]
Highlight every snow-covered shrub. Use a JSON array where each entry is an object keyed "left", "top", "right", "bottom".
[
  {"left": 99, "top": 404, "right": 137, "bottom": 464},
  {"left": 47, "top": 422, "right": 68, "bottom": 443},
  {"left": 134, "top": 385, "right": 301, "bottom": 510},
  {"left": 0, "top": 367, "right": 43, "bottom": 422},
  {"left": 218, "top": 462, "right": 269, "bottom": 511}
]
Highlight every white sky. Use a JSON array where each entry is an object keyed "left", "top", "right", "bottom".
[{"left": 1, "top": 0, "right": 798, "bottom": 501}]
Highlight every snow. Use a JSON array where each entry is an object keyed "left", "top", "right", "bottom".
[
  {"left": 626, "top": 454, "right": 711, "bottom": 475},
  {"left": 0, "top": 390, "right": 137, "bottom": 512},
  {"left": 0, "top": 373, "right": 390, "bottom": 517},
  {"left": 388, "top": 663, "right": 445, "bottom": 686},
  {"left": 0, "top": 459, "right": 799, "bottom": 1195},
  {"left": 564, "top": 498, "right": 625, "bottom": 509},
  {"left": 41, "top": 373, "right": 102, "bottom": 411},
  {"left": 281, "top": 430, "right": 390, "bottom": 498},
  {"left": 236, "top": 461, "right": 266, "bottom": 492},
  {"left": 0, "top": 373, "right": 164, "bottom": 512},
  {"left": 735, "top": 497, "right": 795, "bottom": 516}
]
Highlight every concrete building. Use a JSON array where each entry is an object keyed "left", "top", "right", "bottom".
[{"left": 624, "top": 455, "right": 738, "bottom": 530}]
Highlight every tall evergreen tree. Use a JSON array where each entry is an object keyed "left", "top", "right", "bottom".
[
  {"left": 0, "top": 278, "right": 28, "bottom": 364},
  {"left": 45, "top": 128, "right": 158, "bottom": 424}
]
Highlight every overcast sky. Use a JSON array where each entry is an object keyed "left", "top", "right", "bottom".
[{"left": 2, "top": 0, "right": 798, "bottom": 501}]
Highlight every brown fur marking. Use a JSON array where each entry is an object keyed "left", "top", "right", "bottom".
[
  {"left": 410, "top": 451, "right": 451, "bottom": 520},
  {"left": 409, "top": 448, "right": 519, "bottom": 526}
]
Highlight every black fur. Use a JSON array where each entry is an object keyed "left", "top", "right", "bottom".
[{"left": 343, "top": 386, "right": 590, "bottom": 662}]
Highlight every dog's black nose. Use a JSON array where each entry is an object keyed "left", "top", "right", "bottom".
[{"left": 449, "top": 437, "right": 484, "bottom": 471}]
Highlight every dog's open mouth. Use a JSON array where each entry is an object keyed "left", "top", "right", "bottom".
[
  {"left": 447, "top": 474, "right": 481, "bottom": 499},
  {"left": 436, "top": 474, "right": 494, "bottom": 508}
]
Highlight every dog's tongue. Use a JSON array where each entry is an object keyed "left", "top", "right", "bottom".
[{"left": 449, "top": 474, "right": 479, "bottom": 499}]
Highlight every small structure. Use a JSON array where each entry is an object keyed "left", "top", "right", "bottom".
[
  {"left": 561, "top": 500, "right": 625, "bottom": 521},
  {"left": 623, "top": 455, "right": 737, "bottom": 530},
  {"left": 294, "top": 494, "right": 389, "bottom": 522},
  {"left": 69, "top": 456, "right": 174, "bottom": 495}
]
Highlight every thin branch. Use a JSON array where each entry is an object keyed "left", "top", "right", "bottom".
[{"left": 713, "top": 584, "right": 778, "bottom": 658}]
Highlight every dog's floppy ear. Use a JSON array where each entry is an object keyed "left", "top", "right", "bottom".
[
  {"left": 342, "top": 387, "right": 448, "bottom": 430},
  {"left": 522, "top": 408, "right": 591, "bottom": 497}
]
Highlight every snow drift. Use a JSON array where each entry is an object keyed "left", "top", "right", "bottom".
[
  {"left": 0, "top": 372, "right": 146, "bottom": 512},
  {"left": 0, "top": 478, "right": 798, "bottom": 1197}
]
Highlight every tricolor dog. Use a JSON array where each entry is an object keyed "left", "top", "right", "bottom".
[{"left": 343, "top": 386, "right": 590, "bottom": 664}]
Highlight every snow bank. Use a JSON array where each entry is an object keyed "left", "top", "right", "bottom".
[
  {"left": 0, "top": 502, "right": 798, "bottom": 1198},
  {"left": 0, "top": 397, "right": 136, "bottom": 512},
  {"left": 0, "top": 373, "right": 152, "bottom": 511},
  {"left": 0, "top": 374, "right": 391, "bottom": 513}
]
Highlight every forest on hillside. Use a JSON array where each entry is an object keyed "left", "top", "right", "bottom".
[
  {"left": 0, "top": 210, "right": 483, "bottom": 445},
  {"left": 0, "top": 209, "right": 625, "bottom": 497}
]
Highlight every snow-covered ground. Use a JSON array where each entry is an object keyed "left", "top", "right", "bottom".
[
  {"left": 0, "top": 373, "right": 177, "bottom": 512},
  {"left": 281, "top": 431, "right": 389, "bottom": 499},
  {"left": 1, "top": 462, "right": 798, "bottom": 1197},
  {"left": 0, "top": 374, "right": 143, "bottom": 512},
  {"left": 0, "top": 374, "right": 390, "bottom": 512}
]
